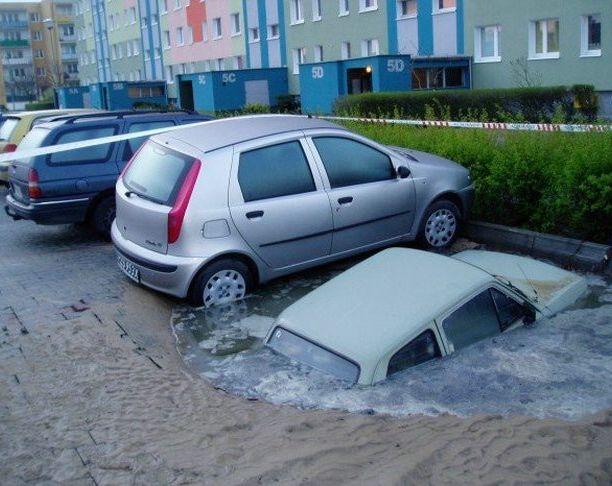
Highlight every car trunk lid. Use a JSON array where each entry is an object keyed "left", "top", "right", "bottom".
[{"left": 116, "top": 140, "right": 200, "bottom": 254}]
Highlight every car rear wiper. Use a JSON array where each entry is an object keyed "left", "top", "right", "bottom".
[{"left": 125, "top": 190, "right": 164, "bottom": 205}]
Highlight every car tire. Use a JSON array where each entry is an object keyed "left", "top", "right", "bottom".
[
  {"left": 190, "top": 259, "right": 253, "bottom": 308},
  {"left": 418, "top": 200, "right": 461, "bottom": 250},
  {"left": 90, "top": 196, "right": 115, "bottom": 238}
]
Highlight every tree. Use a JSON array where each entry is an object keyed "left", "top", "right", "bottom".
[{"left": 509, "top": 57, "right": 542, "bottom": 88}]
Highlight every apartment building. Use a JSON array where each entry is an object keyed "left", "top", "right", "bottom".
[
  {"left": 0, "top": 0, "right": 79, "bottom": 109},
  {"left": 465, "top": 0, "right": 610, "bottom": 116}
]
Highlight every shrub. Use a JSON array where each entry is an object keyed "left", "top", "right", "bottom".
[
  {"left": 241, "top": 103, "right": 270, "bottom": 114},
  {"left": 24, "top": 101, "right": 55, "bottom": 111},
  {"left": 333, "top": 86, "right": 599, "bottom": 123},
  {"left": 132, "top": 101, "right": 169, "bottom": 110},
  {"left": 277, "top": 94, "right": 301, "bottom": 113},
  {"left": 338, "top": 121, "right": 612, "bottom": 243}
]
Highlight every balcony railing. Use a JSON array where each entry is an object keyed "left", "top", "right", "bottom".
[
  {"left": 59, "top": 35, "right": 77, "bottom": 42},
  {"left": 0, "top": 39, "right": 30, "bottom": 47},
  {"left": 2, "top": 56, "right": 33, "bottom": 65},
  {"left": 61, "top": 52, "right": 78, "bottom": 60},
  {"left": 0, "top": 20, "right": 29, "bottom": 29}
]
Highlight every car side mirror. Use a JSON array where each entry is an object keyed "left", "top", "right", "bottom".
[{"left": 396, "top": 165, "right": 411, "bottom": 179}]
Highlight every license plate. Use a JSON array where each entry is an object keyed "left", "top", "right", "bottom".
[{"left": 117, "top": 255, "right": 140, "bottom": 283}]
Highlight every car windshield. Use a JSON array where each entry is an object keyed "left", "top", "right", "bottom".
[
  {"left": 18, "top": 127, "right": 50, "bottom": 151},
  {"left": 0, "top": 117, "right": 20, "bottom": 141},
  {"left": 267, "top": 327, "right": 359, "bottom": 383},
  {"left": 123, "top": 140, "right": 196, "bottom": 206}
]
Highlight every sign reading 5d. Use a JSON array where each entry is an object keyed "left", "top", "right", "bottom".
[
  {"left": 387, "top": 59, "right": 405, "bottom": 73},
  {"left": 312, "top": 66, "right": 324, "bottom": 79}
]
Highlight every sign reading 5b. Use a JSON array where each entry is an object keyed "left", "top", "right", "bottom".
[
  {"left": 387, "top": 59, "right": 406, "bottom": 73},
  {"left": 312, "top": 66, "right": 324, "bottom": 79}
]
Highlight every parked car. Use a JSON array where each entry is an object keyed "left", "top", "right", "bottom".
[
  {"left": 111, "top": 115, "right": 475, "bottom": 307},
  {"left": 0, "top": 109, "right": 95, "bottom": 185},
  {"left": 265, "top": 248, "right": 588, "bottom": 385},
  {"left": 5, "top": 110, "right": 213, "bottom": 235}
]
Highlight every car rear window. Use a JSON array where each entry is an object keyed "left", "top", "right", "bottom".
[
  {"left": 267, "top": 327, "right": 359, "bottom": 383},
  {"left": 123, "top": 140, "right": 196, "bottom": 206},
  {"left": 0, "top": 117, "right": 20, "bottom": 141},
  {"left": 18, "top": 127, "right": 50, "bottom": 151}
]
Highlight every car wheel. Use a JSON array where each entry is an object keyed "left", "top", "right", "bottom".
[
  {"left": 90, "top": 196, "right": 115, "bottom": 238},
  {"left": 190, "top": 259, "right": 253, "bottom": 308},
  {"left": 418, "top": 200, "right": 460, "bottom": 250}
]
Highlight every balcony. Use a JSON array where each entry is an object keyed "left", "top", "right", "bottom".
[
  {"left": 2, "top": 56, "right": 33, "bottom": 65},
  {"left": 59, "top": 35, "right": 77, "bottom": 42},
  {"left": 0, "top": 39, "right": 30, "bottom": 47},
  {"left": 0, "top": 20, "right": 29, "bottom": 29},
  {"left": 61, "top": 52, "right": 78, "bottom": 61}
]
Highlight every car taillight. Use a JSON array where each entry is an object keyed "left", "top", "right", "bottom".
[
  {"left": 3, "top": 144, "right": 17, "bottom": 153},
  {"left": 168, "top": 160, "right": 201, "bottom": 244},
  {"left": 28, "top": 168, "right": 42, "bottom": 199}
]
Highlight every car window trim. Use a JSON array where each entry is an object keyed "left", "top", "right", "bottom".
[
  {"left": 122, "top": 119, "right": 177, "bottom": 160},
  {"left": 385, "top": 328, "right": 443, "bottom": 378},
  {"left": 230, "top": 135, "right": 325, "bottom": 205},
  {"left": 305, "top": 134, "right": 398, "bottom": 191},
  {"left": 47, "top": 124, "right": 120, "bottom": 166}
]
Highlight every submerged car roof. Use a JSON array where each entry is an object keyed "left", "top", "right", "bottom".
[
  {"left": 154, "top": 114, "right": 342, "bottom": 153},
  {"left": 274, "top": 248, "right": 494, "bottom": 376}
]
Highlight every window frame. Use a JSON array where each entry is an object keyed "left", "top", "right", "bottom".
[
  {"left": 474, "top": 25, "right": 501, "bottom": 63},
  {"left": 432, "top": 0, "right": 456, "bottom": 15},
  {"left": 436, "top": 283, "right": 529, "bottom": 354},
  {"left": 580, "top": 14, "right": 601, "bottom": 58},
  {"left": 47, "top": 125, "right": 119, "bottom": 166},
  {"left": 312, "top": 0, "right": 322, "bottom": 21},
  {"left": 529, "top": 18, "right": 560, "bottom": 60},
  {"left": 397, "top": 0, "right": 417, "bottom": 20},
  {"left": 235, "top": 138, "right": 319, "bottom": 204},
  {"left": 359, "top": 0, "right": 378, "bottom": 13},
  {"left": 339, "top": 0, "right": 349, "bottom": 17},
  {"left": 309, "top": 134, "right": 397, "bottom": 190},
  {"left": 290, "top": 0, "right": 304, "bottom": 25},
  {"left": 385, "top": 328, "right": 443, "bottom": 378}
]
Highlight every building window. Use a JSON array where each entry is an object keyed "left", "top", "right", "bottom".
[
  {"left": 174, "top": 0, "right": 181, "bottom": 9},
  {"left": 161, "top": 0, "right": 168, "bottom": 14},
  {"left": 234, "top": 56, "right": 244, "bottom": 69},
  {"left": 202, "top": 21, "right": 208, "bottom": 41},
  {"left": 292, "top": 47, "right": 305, "bottom": 74},
  {"left": 314, "top": 45, "right": 323, "bottom": 62},
  {"left": 132, "top": 39, "right": 140, "bottom": 55},
  {"left": 312, "top": 0, "right": 322, "bottom": 21},
  {"left": 34, "top": 49, "right": 44, "bottom": 58},
  {"left": 361, "top": 38, "right": 379, "bottom": 56},
  {"left": 411, "top": 67, "right": 464, "bottom": 89},
  {"left": 475, "top": 25, "right": 501, "bottom": 63},
  {"left": 30, "top": 12, "right": 40, "bottom": 22},
  {"left": 359, "top": 0, "right": 378, "bottom": 13},
  {"left": 267, "top": 23, "right": 279, "bottom": 39},
  {"left": 187, "top": 26, "right": 193, "bottom": 44},
  {"left": 163, "top": 30, "right": 171, "bottom": 49},
  {"left": 215, "top": 58, "right": 223, "bottom": 70},
  {"left": 32, "top": 31, "right": 42, "bottom": 41},
  {"left": 231, "top": 13, "right": 241, "bottom": 35},
  {"left": 397, "top": 0, "right": 416, "bottom": 18},
  {"left": 212, "top": 17, "right": 222, "bottom": 39},
  {"left": 249, "top": 27, "right": 260, "bottom": 43},
  {"left": 339, "top": 0, "right": 349, "bottom": 16},
  {"left": 176, "top": 27, "right": 184, "bottom": 45},
  {"left": 581, "top": 14, "right": 601, "bottom": 57},
  {"left": 341, "top": 41, "right": 351, "bottom": 59},
  {"left": 290, "top": 0, "right": 304, "bottom": 24},
  {"left": 433, "top": 0, "right": 455, "bottom": 13},
  {"left": 36, "top": 67, "right": 46, "bottom": 76},
  {"left": 166, "top": 65, "right": 174, "bottom": 83},
  {"left": 529, "top": 18, "right": 559, "bottom": 59}
]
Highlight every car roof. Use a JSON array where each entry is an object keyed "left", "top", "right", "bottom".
[
  {"left": 7, "top": 109, "right": 93, "bottom": 120},
  {"left": 154, "top": 114, "right": 343, "bottom": 153},
  {"left": 274, "top": 248, "right": 494, "bottom": 380}
]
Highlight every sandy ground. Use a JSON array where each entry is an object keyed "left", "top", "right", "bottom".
[{"left": 1, "top": 279, "right": 612, "bottom": 485}]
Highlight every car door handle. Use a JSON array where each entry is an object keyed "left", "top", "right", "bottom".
[
  {"left": 338, "top": 196, "right": 353, "bottom": 205},
  {"left": 246, "top": 210, "right": 264, "bottom": 220}
]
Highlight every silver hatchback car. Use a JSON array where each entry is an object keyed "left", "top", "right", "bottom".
[{"left": 112, "top": 115, "right": 474, "bottom": 307}]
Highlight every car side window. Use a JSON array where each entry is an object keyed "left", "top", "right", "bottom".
[
  {"left": 312, "top": 136, "right": 395, "bottom": 189},
  {"left": 490, "top": 288, "right": 527, "bottom": 331},
  {"left": 387, "top": 329, "right": 441, "bottom": 377},
  {"left": 238, "top": 140, "right": 316, "bottom": 202},
  {"left": 49, "top": 126, "right": 116, "bottom": 165},
  {"left": 442, "top": 289, "right": 501, "bottom": 353},
  {"left": 123, "top": 121, "right": 175, "bottom": 160}
]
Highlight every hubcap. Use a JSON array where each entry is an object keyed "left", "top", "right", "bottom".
[
  {"left": 424, "top": 209, "right": 456, "bottom": 247},
  {"left": 202, "top": 270, "right": 246, "bottom": 308}
]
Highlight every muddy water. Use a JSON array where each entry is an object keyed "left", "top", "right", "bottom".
[{"left": 172, "top": 255, "right": 612, "bottom": 420}]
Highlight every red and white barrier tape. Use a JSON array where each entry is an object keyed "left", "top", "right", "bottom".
[{"left": 320, "top": 116, "right": 611, "bottom": 133}]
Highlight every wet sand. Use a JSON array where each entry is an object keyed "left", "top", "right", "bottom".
[{"left": 1, "top": 282, "right": 611, "bottom": 484}]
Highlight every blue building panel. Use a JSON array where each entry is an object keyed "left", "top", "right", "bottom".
[
  {"left": 55, "top": 86, "right": 90, "bottom": 109},
  {"left": 300, "top": 55, "right": 413, "bottom": 114},
  {"left": 88, "top": 81, "right": 167, "bottom": 110},
  {"left": 177, "top": 68, "right": 288, "bottom": 113}
]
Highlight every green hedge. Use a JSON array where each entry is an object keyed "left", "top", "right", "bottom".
[
  {"left": 339, "top": 121, "right": 611, "bottom": 243},
  {"left": 333, "top": 86, "right": 599, "bottom": 123},
  {"left": 24, "top": 101, "right": 55, "bottom": 111}
]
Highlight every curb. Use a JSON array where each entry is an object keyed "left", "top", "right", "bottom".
[{"left": 463, "top": 221, "right": 611, "bottom": 276}]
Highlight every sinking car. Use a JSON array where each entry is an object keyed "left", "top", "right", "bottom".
[{"left": 264, "top": 248, "right": 588, "bottom": 385}]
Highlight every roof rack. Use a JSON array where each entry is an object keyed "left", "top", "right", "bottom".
[{"left": 46, "top": 109, "right": 197, "bottom": 124}]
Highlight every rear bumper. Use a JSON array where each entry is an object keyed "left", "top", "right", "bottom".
[
  {"left": 5, "top": 193, "right": 90, "bottom": 224},
  {"left": 111, "top": 221, "right": 203, "bottom": 299}
]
